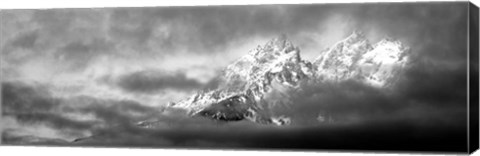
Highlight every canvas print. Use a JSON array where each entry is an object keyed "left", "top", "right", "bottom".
[{"left": 1, "top": 2, "right": 478, "bottom": 154}]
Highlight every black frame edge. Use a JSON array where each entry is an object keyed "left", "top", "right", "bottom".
[{"left": 469, "top": 1, "right": 479, "bottom": 154}]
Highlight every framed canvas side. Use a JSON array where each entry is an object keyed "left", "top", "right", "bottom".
[{"left": 469, "top": 1, "right": 479, "bottom": 154}]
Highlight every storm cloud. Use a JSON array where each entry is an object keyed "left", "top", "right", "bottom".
[
  {"left": 115, "top": 70, "right": 203, "bottom": 93},
  {"left": 1, "top": 3, "right": 469, "bottom": 77},
  {"left": 1, "top": 80, "right": 467, "bottom": 152},
  {"left": 0, "top": 2, "right": 474, "bottom": 152}
]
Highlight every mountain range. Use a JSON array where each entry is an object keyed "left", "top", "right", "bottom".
[{"left": 160, "top": 31, "right": 410, "bottom": 126}]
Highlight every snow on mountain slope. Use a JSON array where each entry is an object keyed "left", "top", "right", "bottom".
[
  {"left": 165, "top": 31, "right": 410, "bottom": 126},
  {"left": 313, "top": 31, "right": 373, "bottom": 81},
  {"left": 170, "top": 35, "right": 313, "bottom": 116},
  {"left": 313, "top": 31, "right": 410, "bottom": 87},
  {"left": 222, "top": 34, "right": 314, "bottom": 101},
  {"left": 356, "top": 38, "right": 410, "bottom": 87}
]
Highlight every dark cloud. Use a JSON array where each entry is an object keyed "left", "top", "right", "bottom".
[
  {"left": 9, "top": 31, "right": 39, "bottom": 49},
  {"left": 0, "top": 4, "right": 344, "bottom": 59},
  {"left": 59, "top": 39, "right": 112, "bottom": 59},
  {"left": 1, "top": 82, "right": 165, "bottom": 144},
  {"left": 396, "top": 62, "right": 468, "bottom": 105},
  {"left": 108, "top": 9, "right": 156, "bottom": 47},
  {"left": 2, "top": 82, "right": 60, "bottom": 114},
  {"left": 116, "top": 70, "right": 202, "bottom": 93},
  {"left": 52, "top": 106, "right": 467, "bottom": 152},
  {"left": 55, "top": 38, "right": 114, "bottom": 70},
  {"left": 13, "top": 113, "right": 94, "bottom": 130},
  {"left": 71, "top": 98, "right": 161, "bottom": 124},
  {"left": 1, "top": 2, "right": 469, "bottom": 71},
  {"left": 1, "top": 9, "right": 114, "bottom": 71},
  {"left": 103, "top": 5, "right": 345, "bottom": 53},
  {"left": 1, "top": 82, "right": 92, "bottom": 130},
  {"left": 28, "top": 9, "right": 108, "bottom": 42},
  {"left": 1, "top": 80, "right": 468, "bottom": 152},
  {"left": 1, "top": 30, "right": 41, "bottom": 65},
  {"left": 287, "top": 80, "right": 467, "bottom": 126}
]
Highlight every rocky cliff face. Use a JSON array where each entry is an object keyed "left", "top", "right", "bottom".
[{"left": 166, "top": 31, "right": 410, "bottom": 126}]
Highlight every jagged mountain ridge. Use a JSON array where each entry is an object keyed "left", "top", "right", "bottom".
[
  {"left": 167, "top": 31, "right": 410, "bottom": 126},
  {"left": 314, "top": 31, "right": 410, "bottom": 87}
]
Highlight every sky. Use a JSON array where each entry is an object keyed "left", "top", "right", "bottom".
[{"left": 0, "top": 2, "right": 473, "bottom": 152}]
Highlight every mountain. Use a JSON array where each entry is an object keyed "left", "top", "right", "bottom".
[
  {"left": 313, "top": 30, "right": 373, "bottom": 82},
  {"left": 165, "top": 31, "right": 410, "bottom": 126},
  {"left": 313, "top": 31, "right": 410, "bottom": 87}
]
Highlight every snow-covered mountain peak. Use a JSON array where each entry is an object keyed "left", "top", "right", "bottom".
[
  {"left": 357, "top": 37, "right": 410, "bottom": 87},
  {"left": 263, "top": 34, "right": 295, "bottom": 52},
  {"left": 170, "top": 34, "right": 314, "bottom": 125},
  {"left": 313, "top": 31, "right": 373, "bottom": 81},
  {"left": 312, "top": 31, "right": 410, "bottom": 88},
  {"left": 223, "top": 34, "right": 307, "bottom": 86},
  {"left": 247, "top": 34, "right": 301, "bottom": 63},
  {"left": 166, "top": 31, "right": 410, "bottom": 126}
]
